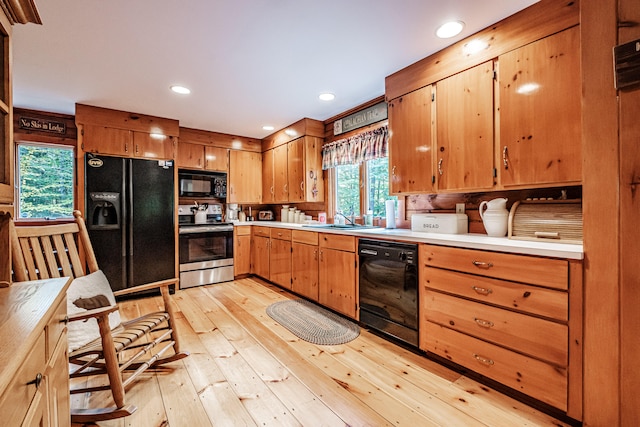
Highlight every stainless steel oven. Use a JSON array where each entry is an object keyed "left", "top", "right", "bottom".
[
  {"left": 178, "top": 204, "right": 234, "bottom": 289},
  {"left": 358, "top": 239, "right": 419, "bottom": 347}
]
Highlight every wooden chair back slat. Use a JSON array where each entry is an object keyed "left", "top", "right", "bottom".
[
  {"left": 40, "top": 235, "right": 61, "bottom": 279},
  {"left": 18, "top": 238, "right": 38, "bottom": 281},
  {"left": 64, "top": 232, "right": 85, "bottom": 278}
]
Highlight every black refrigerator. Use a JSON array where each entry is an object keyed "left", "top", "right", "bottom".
[{"left": 85, "top": 153, "right": 175, "bottom": 292}]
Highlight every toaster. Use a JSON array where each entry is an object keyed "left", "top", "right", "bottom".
[{"left": 258, "top": 210, "right": 274, "bottom": 221}]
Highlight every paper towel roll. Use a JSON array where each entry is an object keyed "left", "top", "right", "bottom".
[{"left": 385, "top": 200, "right": 396, "bottom": 229}]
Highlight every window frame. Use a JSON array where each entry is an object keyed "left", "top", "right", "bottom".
[
  {"left": 15, "top": 140, "right": 76, "bottom": 223},
  {"left": 329, "top": 156, "right": 395, "bottom": 223}
]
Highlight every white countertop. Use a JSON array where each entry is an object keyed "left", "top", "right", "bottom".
[{"left": 233, "top": 220, "right": 584, "bottom": 260}]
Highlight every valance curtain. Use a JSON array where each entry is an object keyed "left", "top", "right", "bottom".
[{"left": 321, "top": 125, "right": 388, "bottom": 170}]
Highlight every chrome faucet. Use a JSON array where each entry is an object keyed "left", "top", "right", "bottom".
[{"left": 335, "top": 211, "right": 356, "bottom": 225}]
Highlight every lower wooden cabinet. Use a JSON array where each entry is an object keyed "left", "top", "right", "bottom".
[
  {"left": 269, "top": 228, "right": 292, "bottom": 288},
  {"left": 291, "top": 230, "right": 319, "bottom": 301},
  {"left": 251, "top": 233, "right": 270, "bottom": 279},
  {"left": 0, "top": 278, "right": 71, "bottom": 427},
  {"left": 419, "top": 244, "right": 582, "bottom": 418},
  {"left": 318, "top": 234, "right": 357, "bottom": 318},
  {"left": 234, "top": 226, "right": 251, "bottom": 276}
]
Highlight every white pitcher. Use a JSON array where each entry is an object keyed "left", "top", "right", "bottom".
[{"left": 479, "top": 198, "right": 509, "bottom": 237}]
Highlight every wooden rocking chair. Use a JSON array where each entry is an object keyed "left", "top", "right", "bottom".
[{"left": 10, "top": 210, "right": 188, "bottom": 423}]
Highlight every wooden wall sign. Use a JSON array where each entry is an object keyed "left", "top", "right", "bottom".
[
  {"left": 333, "top": 101, "right": 387, "bottom": 135},
  {"left": 18, "top": 116, "right": 66, "bottom": 134}
]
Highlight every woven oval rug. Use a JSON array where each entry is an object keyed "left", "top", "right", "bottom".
[{"left": 266, "top": 299, "right": 360, "bottom": 345}]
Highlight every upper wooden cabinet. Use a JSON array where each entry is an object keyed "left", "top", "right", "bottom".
[
  {"left": 273, "top": 144, "right": 288, "bottom": 202},
  {"left": 82, "top": 125, "right": 175, "bottom": 160},
  {"left": 497, "top": 26, "right": 581, "bottom": 188},
  {"left": 133, "top": 131, "right": 175, "bottom": 160},
  {"left": 263, "top": 136, "right": 324, "bottom": 204},
  {"left": 228, "top": 150, "right": 262, "bottom": 204},
  {"left": 435, "top": 61, "right": 495, "bottom": 192},
  {"left": 388, "top": 85, "right": 434, "bottom": 195},
  {"left": 76, "top": 104, "right": 179, "bottom": 161},
  {"left": 262, "top": 148, "right": 275, "bottom": 204},
  {"left": 177, "top": 142, "right": 229, "bottom": 172},
  {"left": 177, "top": 141, "right": 204, "bottom": 169},
  {"left": 205, "top": 146, "right": 229, "bottom": 172}
]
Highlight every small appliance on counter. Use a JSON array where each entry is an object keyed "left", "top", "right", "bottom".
[
  {"left": 258, "top": 210, "right": 274, "bottom": 221},
  {"left": 508, "top": 199, "right": 583, "bottom": 244},
  {"left": 226, "top": 203, "right": 239, "bottom": 221},
  {"left": 411, "top": 213, "right": 468, "bottom": 234}
]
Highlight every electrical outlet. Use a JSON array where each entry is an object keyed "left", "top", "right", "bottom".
[{"left": 456, "top": 203, "right": 465, "bottom": 214}]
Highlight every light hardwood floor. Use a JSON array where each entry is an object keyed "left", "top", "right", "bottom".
[{"left": 73, "top": 277, "right": 572, "bottom": 427}]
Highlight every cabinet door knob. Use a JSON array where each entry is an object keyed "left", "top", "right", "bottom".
[
  {"left": 27, "top": 372, "right": 43, "bottom": 389},
  {"left": 438, "top": 158, "right": 444, "bottom": 176}
]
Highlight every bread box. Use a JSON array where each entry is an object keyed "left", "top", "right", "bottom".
[
  {"left": 508, "top": 199, "right": 582, "bottom": 244},
  {"left": 411, "top": 213, "right": 468, "bottom": 234}
]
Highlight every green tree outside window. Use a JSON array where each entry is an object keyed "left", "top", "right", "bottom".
[{"left": 18, "top": 144, "right": 74, "bottom": 219}]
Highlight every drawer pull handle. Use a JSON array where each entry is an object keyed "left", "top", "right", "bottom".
[
  {"left": 474, "top": 317, "right": 494, "bottom": 328},
  {"left": 27, "top": 372, "right": 43, "bottom": 389},
  {"left": 473, "top": 354, "right": 495, "bottom": 366},
  {"left": 472, "top": 261, "right": 493, "bottom": 269},
  {"left": 471, "top": 286, "right": 492, "bottom": 295}
]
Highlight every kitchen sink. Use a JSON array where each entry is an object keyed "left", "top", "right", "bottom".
[{"left": 303, "top": 223, "right": 379, "bottom": 230}]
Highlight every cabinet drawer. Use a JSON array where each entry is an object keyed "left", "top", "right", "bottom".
[
  {"left": 46, "top": 298, "right": 67, "bottom": 360},
  {"left": 235, "top": 225, "right": 251, "bottom": 236},
  {"left": 0, "top": 331, "right": 46, "bottom": 426},
  {"left": 423, "top": 267, "right": 568, "bottom": 321},
  {"left": 423, "top": 290, "right": 567, "bottom": 366},
  {"left": 253, "top": 226, "right": 271, "bottom": 238},
  {"left": 420, "top": 244, "right": 568, "bottom": 290},
  {"left": 270, "top": 228, "right": 292, "bottom": 240},
  {"left": 292, "top": 230, "right": 318, "bottom": 245},
  {"left": 423, "top": 322, "right": 567, "bottom": 411},
  {"left": 319, "top": 233, "right": 355, "bottom": 252}
]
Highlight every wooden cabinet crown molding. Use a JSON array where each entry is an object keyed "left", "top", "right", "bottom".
[
  {"left": 75, "top": 103, "right": 179, "bottom": 137},
  {"left": 0, "top": 0, "right": 41, "bottom": 24},
  {"left": 179, "top": 126, "right": 261, "bottom": 152},
  {"left": 261, "top": 118, "right": 324, "bottom": 152}
]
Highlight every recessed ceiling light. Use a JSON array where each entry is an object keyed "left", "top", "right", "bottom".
[
  {"left": 262, "top": 125, "right": 275, "bottom": 131},
  {"left": 319, "top": 93, "right": 335, "bottom": 101},
  {"left": 436, "top": 21, "right": 464, "bottom": 39},
  {"left": 170, "top": 85, "right": 191, "bottom": 94}
]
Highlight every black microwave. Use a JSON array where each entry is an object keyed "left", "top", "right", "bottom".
[{"left": 178, "top": 171, "right": 227, "bottom": 198}]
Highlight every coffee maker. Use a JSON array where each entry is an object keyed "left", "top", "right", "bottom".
[{"left": 226, "top": 203, "right": 239, "bottom": 221}]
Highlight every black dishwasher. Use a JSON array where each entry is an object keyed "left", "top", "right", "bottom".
[{"left": 358, "top": 239, "right": 419, "bottom": 347}]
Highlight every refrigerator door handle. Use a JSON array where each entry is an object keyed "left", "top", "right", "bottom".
[{"left": 127, "top": 159, "right": 135, "bottom": 287}]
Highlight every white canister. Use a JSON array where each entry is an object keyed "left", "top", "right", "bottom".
[{"left": 281, "top": 205, "right": 289, "bottom": 222}]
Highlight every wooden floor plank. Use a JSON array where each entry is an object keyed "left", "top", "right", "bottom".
[
  {"left": 191, "top": 286, "right": 350, "bottom": 427},
  {"left": 78, "top": 278, "right": 573, "bottom": 427}
]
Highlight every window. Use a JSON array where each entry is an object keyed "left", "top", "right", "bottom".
[
  {"left": 334, "top": 157, "right": 396, "bottom": 219},
  {"left": 17, "top": 142, "right": 74, "bottom": 219}
]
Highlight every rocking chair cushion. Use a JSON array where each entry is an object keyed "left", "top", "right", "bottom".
[{"left": 67, "top": 270, "right": 121, "bottom": 352}]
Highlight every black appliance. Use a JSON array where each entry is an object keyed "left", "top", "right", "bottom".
[
  {"left": 358, "top": 239, "right": 419, "bottom": 347},
  {"left": 178, "top": 170, "right": 227, "bottom": 198},
  {"left": 85, "top": 154, "right": 175, "bottom": 293},
  {"left": 178, "top": 204, "right": 234, "bottom": 288}
]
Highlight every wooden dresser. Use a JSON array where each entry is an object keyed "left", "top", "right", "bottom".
[
  {"left": 0, "top": 278, "right": 71, "bottom": 426},
  {"left": 419, "top": 244, "right": 583, "bottom": 420}
]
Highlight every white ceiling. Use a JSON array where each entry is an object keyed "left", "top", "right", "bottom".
[{"left": 12, "top": 0, "right": 538, "bottom": 139}]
